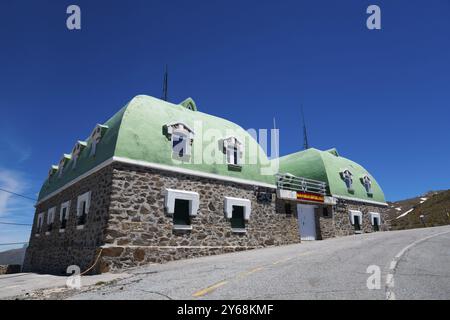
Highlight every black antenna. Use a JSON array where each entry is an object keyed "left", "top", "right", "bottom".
[
  {"left": 162, "top": 64, "right": 168, "bottom": 101},
  {"left": 301, "top": 105, "right": 309, "bottom": 150}
]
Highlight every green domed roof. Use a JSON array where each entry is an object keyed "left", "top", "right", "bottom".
[
  {"left": 38, "top": 95, "right": 275, "bottom": 201},
  {"left": 278, "top": 148, "right": 386, "bottom": 205}
]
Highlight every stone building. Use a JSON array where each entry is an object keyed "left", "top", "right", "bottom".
[
  {"left": 23, "top": 95, "right": 388, "bottom": 274},
  {"left": 276, "top": 148, "right": 388, "bottom": 241}
]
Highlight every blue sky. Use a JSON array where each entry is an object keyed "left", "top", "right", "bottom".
[{"left": 0, "top": 0, "right": 449, "bottom": 250}]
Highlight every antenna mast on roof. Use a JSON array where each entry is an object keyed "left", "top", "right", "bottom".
[
  {"left": 301, "top": 105, "right": 309, "bottom": 150},
  {"left": 162, "top": 65, "right": 168, "bottom": 101}
]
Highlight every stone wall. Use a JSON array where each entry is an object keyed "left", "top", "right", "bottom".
[
  {"left": 99, "top": 163, "right": 300, "bottom": 272},
  {"left": 22, "top": 166, "right": 114, "bottom": 275},
  {"left": 317, "top": 199, "right": 388, "bottom": 239},
  {"left": 0, "top": 265, "right": 21, "bottom": 275}
]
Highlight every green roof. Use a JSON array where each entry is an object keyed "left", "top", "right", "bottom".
[
  {"left": 277, "top": 148, "right": 386, "bottom": 204},
  {"left": 38, "top": 95, "right": 274, "bottom": 201}
]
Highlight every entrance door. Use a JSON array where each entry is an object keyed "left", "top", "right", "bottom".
[{"left": 297, "top": 204, "right": 317, "bottom": 241}]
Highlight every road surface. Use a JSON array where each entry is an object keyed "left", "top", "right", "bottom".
[{"left": 1, "top": 225, "right": 449, "bottom": 300}]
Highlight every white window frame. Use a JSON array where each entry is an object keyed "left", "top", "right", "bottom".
[
  {"left": 59, "top": 201, "right": 71, "bottom": 232},
  {"left": 163, "top": 188, "right": 199, "bottom": 230},
  {"left": 71, "top": 141, "right": 87, "bottom": 170},
  {"left": 89, "top": 124, "right": 108, "bottom": 157},
  {"left": 341, "top": 169, "right": 353, "bottom": 190},
  {"left": 36, "top": 212, "right": 44, "bottom": 236},
  {"left": 77, "top": 192, "right": 91, "bottom": 217},
  {"left": 349, "top": 210, "right": 363, "bottom": 225},
  {"left": 45, "top": 207, "right": 56, "bottom": 235},
  {"left": 57, "top": 154, "right": 71, "bottom": 178},
  {"left": 165, "top": 122, "right": 195, "bottom": 159},
  {"left": 369, "top": 212, "right": 381, "bottom": 226},
  {"left": 76, "top": 191, "right": 91, "bottom": 229},
  {"left": 224, "top": 197, "right": 251, "bottom": 233},
  {"left": 223, "top": 137, "right": 244, "bottom": 166},
  {"left": 361, "top": 174, "right": 372, "bottom": 194},
  {"left": 47, "top": 207, "right": 56, "bottom": 224}
]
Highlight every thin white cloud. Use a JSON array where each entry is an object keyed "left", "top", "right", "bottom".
[
  {"left": 0, "top": 169, "right": 23, "bottom": 216},
  {"left": 0, "top": 168, "right": 34, "bottom": 252}
]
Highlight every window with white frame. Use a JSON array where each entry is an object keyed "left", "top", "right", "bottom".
[
  {"left": 164, "top": 122, "right": 195, "bottom": 159},
  {"left": 60, "top": 201, "right": 70, "bottom": 230},
  {"left": 71, "top": 141, "right": 87, "bottom": 169},
  {"left": 77, "top": 191, "right": 91, "bottom": 227},
  {"left": 163, "top": 189, "right": 199, "bottom": 230},
  {"left": 369, "top": 212, "right": 381, "bottom": 231},
  {"left": 57, "top": 154, "right": 71, "bottom": 178},
  {"left": 46, "top": 207, "right": 56, "bottom": 233},
  {"left": 223, "top": 137, "right": 243, "bottom": 167},
  {"left": 89, "top": 124, "right": 108, "bottom": 157},
  {"left": 224, "top": 197, "right": 251, "bottom": 233},
  {"left": 36, "top": 213, "right": 44, "bottom": 235},
  {"left": 340, "top": 169, "right": 353, "bottom": 190},
  {"left": 361, "top": 174, "right": 372, "bottom": 194},
  {"left": 349, "top": 210, "right": 362, "bottom": 233}
]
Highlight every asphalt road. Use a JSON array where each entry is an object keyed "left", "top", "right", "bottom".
[{"left": 63, "top": 225, "right": 450, "bottom": 300}]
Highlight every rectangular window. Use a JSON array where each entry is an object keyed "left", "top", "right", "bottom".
[
  {"left": 60, "top": 201, "right": 70, "bottom": 230},
  {"left": 323, "top": 207, "right": 329, "bottom": 217},
  {"left": 354, "top": 215, "right": 361, "bottom": 231},
  {"left": 36, "top": 213, "right": 44, "bottom": 234},
  {"left": 231, "top": 205, "right": 245, "bottom": 230},
  {"left": 77, "top": 192, "right": 91, "bottom": 227},
  {"left": 173, "top": 199, "right": 190, "bottom": 227},
  {"left": 47, "top": 207, "right": 56, "bottom": 233}
]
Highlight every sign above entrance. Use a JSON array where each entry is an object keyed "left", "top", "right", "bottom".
[{"left": 296, "top": 192, "right": 324, "bottom": 203}]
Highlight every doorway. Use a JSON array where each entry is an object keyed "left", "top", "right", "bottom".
[{"left": 297, "top": 204, "right": 317, "bottom": 241}]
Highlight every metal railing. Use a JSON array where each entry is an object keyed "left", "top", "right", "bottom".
[{"left": 276, "top": 173, "right": 327, "bottom": 195}]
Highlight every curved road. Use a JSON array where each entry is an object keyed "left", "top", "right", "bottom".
[{"left": 61, "top": 225, "right": 450, "bottom": 299}]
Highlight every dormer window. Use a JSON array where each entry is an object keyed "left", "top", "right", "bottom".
[
  {"left": 222, "top": 137, "right": 243, "bottom": 167},
  {"left": 57, "top": 154, "right": 72, "bottom": 178},
  {"left": 164, "top": 122, "right": 195, "bottom": 160},
  {"left": 48, "top": 165, "right": 58, "bottom": 179},
  {"left": 89, "top": 124, "right": 109, "bottom": 157},
  {"left": 361, "top": 174, "right": 372, "bottom": 194},
  {"left": 340, "top": 169, "right": 353, "bottom": 191},
  {"left": 71, "top": 141, "right": 87, "bottom": 169}
]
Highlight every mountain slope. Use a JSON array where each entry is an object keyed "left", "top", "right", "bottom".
[
  {"left": 0, "top": 247, "right": 27, "bottom": 265},
  {"left": 387, "top": 190, "right": 450, "bottom": 230}
]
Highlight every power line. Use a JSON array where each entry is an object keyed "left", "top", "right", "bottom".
[
  {"left": 0, "top": 187, "right": 37, "bottom": 202},
  {"left": 0, "top": 221, "right": 32, "bottom": 226},
  {"left": 0, "top": 242, "right": 28, "bottom": 246}
]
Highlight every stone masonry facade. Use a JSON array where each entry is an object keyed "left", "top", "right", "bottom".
[
  {"left": 23, "top": 162, "right": 300, "bottom": 274},
  {"left": 23, "top": 160, "right": 388, "bottom": 275},
  {"left": 23, "top": 166, "right": 114, "bottom": 274},
  {"left": 100, "top": 163, "right": 300, "bottom": 272}
]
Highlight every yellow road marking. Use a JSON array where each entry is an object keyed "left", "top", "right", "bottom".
[
  {"left": 245, "top": 267, "right": 264, "bottom": 275},
  {"left": 193, "top": 281, "right": 228, "bottom": 297}
]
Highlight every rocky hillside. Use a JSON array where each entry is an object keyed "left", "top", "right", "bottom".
[{"left": 387, "top": 190, "right": 450, "bottom": 230}]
